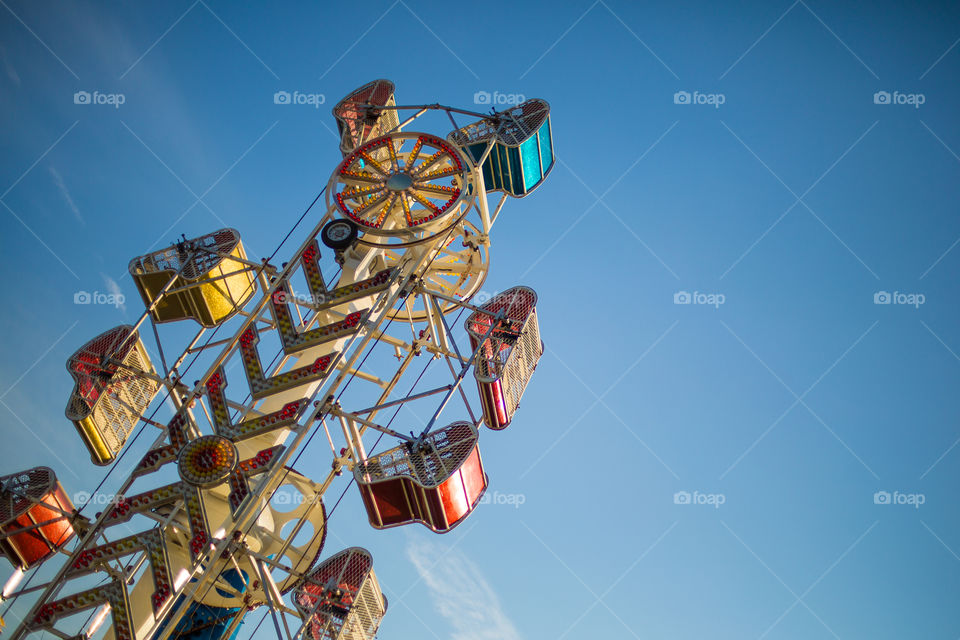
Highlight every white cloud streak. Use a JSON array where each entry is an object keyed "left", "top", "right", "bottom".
[
  {"left": 0, "top": 44, "right": 20, "bottom": 86},
  {"left": 407, "top": 537, "right": 522, "bottom": 640},
  {"left": 49, "top": 166, "right": 82, "bottom": 223},
  {"left": 101, "top": 273, "right": 126, "bottom": 312}
]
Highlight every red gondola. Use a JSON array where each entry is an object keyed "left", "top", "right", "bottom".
[
  {"left": 354, "top": 422, "right": 487, "bottom": 533},
  {"left": 332, "top": 79, "right": 399, "bottom": 155},
  {"left": 465, "top": 286, "right": 543, "bottom": 430},
  {"left": 0, "top": 467, "right": 76, "bottom": 570}
]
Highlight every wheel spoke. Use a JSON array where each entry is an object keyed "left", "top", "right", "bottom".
[
  {"left": 339, "top": 170, "right": 381, "bottom": 184},
  {"left": 401, "top": 193, "right": 414, "bottom": 227},
  {"left": 412, "top": 150, "right": 447, "bottom": 176},
  {"left": 415, "top": 167, "right": 458, "bottom": 181},
  {"left": 354, "top": 192, "right": 392, "bottom": 223},
  {"left": 342, "top": 184, "right": 386, "bottom": 199},
  {"left": 408, "top": 190, "right": 439, "bottom": 215},
  {"left": 373, "top": 193, "right": 399, "bottom": 228},
  {"left": 414, "top": 183, "right": 459, "bottom": 197},
  {"left": 386, "top": 137, "right": 399, "bottom": 169},
  {"left": 358, "top": 151, "right": 390, "bottom": 177},
  {"left": 406, "top": 137, "right": 424, "bottom": 169},
  {"left": 432, "top": 262, "right": 471, "bottom": 274}
]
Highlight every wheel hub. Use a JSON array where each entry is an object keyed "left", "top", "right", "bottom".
[{"left": 386, "top": 173, "right": 412, "bottom": 192}]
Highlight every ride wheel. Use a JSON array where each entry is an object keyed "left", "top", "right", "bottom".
[
  {"left": 163, "top": 471, "right": 328, "bottom": 609},
  {"left": 385, "top": 219, "right": 488, "bottom": 322},
  {"left": 327, "top": 133, "right": 475, "bottom": 248}
]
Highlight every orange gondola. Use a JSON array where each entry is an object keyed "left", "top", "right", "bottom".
[
  {"left": 354, "top": 422, "right": 487, "bottom": 533},
  {"left": 0, "top": 467, "right": 76, "bottom": 570}
]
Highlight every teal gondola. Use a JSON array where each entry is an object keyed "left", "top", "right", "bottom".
[{"left": 448, "top": 99, "right": 555, "bottom": 198}]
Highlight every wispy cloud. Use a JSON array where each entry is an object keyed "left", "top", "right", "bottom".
[
  {"left": 0, "top": 44, "right": 20, "bottom": 86},
  {"left": 101, "top": 273, "right": 126, "bottom": 312},
  {"left": 49, "top": 166, "right": 83, "bottom": 223},
  {"left": 407, "top": 537, "right": 522, "bottom": 640}
]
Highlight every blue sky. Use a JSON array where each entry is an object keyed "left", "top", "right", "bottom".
[{"left": 2, "top": 1, "right": 960, "bottom": 638}]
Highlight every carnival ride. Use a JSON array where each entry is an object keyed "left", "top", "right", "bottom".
[{"left": 0, "top": 78, "right": 554, "bottom": 640}]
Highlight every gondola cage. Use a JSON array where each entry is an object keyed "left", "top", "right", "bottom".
[
  {"left": 129, "top": 228, "right": 256, "bottom": 327},
  {"left": 465, "top": 287, "right": 543, "bottom": 430},
  {"left": 65, "top": 325, "right": 160, "bottom": 465},
  {"left": 354, "top": 422, "right": 487, "bottom": 533},
  {"left": 448, "top": 98, "right": 554, "bottom": 198},
  {"left": 0, "top": 467, "right": 76, "bottom": 570},
  {"left": 332, "top": 79, "right": 400, "bottom": 156},
  {"left": 293, "top": 547, "right": 387, "bottom": 640}
]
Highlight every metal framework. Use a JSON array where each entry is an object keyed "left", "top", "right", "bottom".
[{"left": 0, "top": 81, "right": 554, "bottom": 640}]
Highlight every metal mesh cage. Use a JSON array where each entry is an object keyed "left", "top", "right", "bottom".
[
  {"left": 448, "top": 99, "right": 550, "bottom": 147},
  {"left": 0, "top": 467, "right": 57, "bottom": 528},
  {"left": 293, "top": 547, "right": 387, "bottom": 640},
  {"left": 333, "top": 79, "right": 400, "bottom": 155},
  {"left": 0, "top": 466, "right": 76, "bottom": 569},
  {"left": 130, "top": 229, "right": 241, "bottom": 281},
  {"left": 128, "top": 228, "right": 257, "bottom": 327},
  {"left": 354, "top": 422, "right": 487, "bottom": 533},
  {"left": 465, "top": 287, "right": 542, "bottom": 430},
  {"left": 356, "top": 422, "right": 479, "bottom": 488},
  {"left": 448, "top": 99, "right": 553, "bottom": 198},
  {"left": 65, "top": 326, "right": 159, "bottom": 465}
]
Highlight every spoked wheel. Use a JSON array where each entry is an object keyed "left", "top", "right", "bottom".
[
  {"left": 386, "top": 220, "right": 489, "bottom": 323},
  {"left": 327, "top": 132, "right": 475, "bottom": 247}
]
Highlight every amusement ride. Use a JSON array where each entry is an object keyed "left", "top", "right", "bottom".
[{"left": 0, "top": 78, "right": 555, "bottom": 640}]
